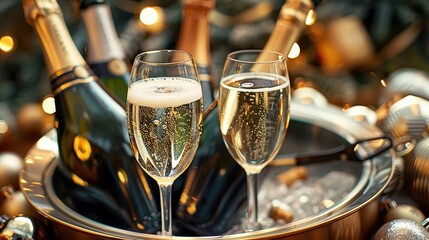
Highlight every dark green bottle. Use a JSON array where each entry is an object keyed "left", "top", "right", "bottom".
[
  {"left": 173, "top": 0, "right": 246, "bottom": 235},
  {"left": 23, "top": 0, "right": 159, "bottom": 232},
  {"left": 174, "top": 0, "right": 313, "bottom": 236},
  {"left": 79, "top": 0, "right": 130, "bottom": 103}
]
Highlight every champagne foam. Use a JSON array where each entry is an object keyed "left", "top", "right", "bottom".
[{"left": 128, "top": 77, "right": 202, "bottom": 108}]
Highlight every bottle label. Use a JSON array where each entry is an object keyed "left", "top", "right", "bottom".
[
  {"left": 50, "top": 65, "right": 95, "bottom": 95},
  {"left": 89, "top": 59, "right": 129, "bottom": 78},
  {"left": 108, "top": 59, "right": 128, "bottom": 76},
  {"left": 197, "top": 65, "right": 215, "bottom": 109},
  {"left": 197, "top": 65, "right": 211, "bottom": 82}
]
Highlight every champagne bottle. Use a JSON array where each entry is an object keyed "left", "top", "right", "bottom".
[
  {"left": 261, "top": 0, "right": 313, "bottom": 58},
  {"left": 79, "top": 0, "right": 130, "bottom": 103},
  {"left": 23, "top": 0, "right": 160, "bottom": 232},
  {"left": 174, "top": 0, "right": 313, "bottom": 236},
  {"left": 176, "top": 0, "right": 216, "bottom": 110},
  {"left": 173, "top": 0, "right": 246, "bottom": 235},
  {"left": 251, "top": 0, "right": 313, "bottom": 71}
]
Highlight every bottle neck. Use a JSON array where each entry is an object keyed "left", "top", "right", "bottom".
[
  {"left": 176, "top": 4, "right": 212, "bottom": 68},
  {"left": 263, "top": 20, "right": 302, "bottom": 58},
  {"left": 262, "top": 0, "right": 313, "bottom": 57},
  {"left": 32, "top": 9, "right": 87, "bottom": 76},
  {"left": 176, "top": 1, "right": 215, "bottom": 109},
  {"left": 25, "top": 0, "right": 95, "bottom": 95},
  {"left": 79, "top": 0, "right": 106, "bottom": 9},
  {"left": 81, "top": 4, "right": 125, "bottom": 63}
]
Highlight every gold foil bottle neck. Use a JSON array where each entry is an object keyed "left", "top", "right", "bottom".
[
  {"left": 183, "top": 0, "right": 215, "bottom": 10},
  {"left": 23, "top": 0, "right": 88, "bottom": 78},
  {"left": 23, "top": 0, "right": 62, "bottom": 24},
  {"left": 279, "top": 0, "right": 313, "bottom": 23}
]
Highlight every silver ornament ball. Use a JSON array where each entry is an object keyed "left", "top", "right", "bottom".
[{"left": 374, "top": 219, "right": 429, "bottom": 240}]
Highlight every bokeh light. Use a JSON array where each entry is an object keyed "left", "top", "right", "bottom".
[
  {"left": 305, "top": 9, "right": 316, "bottom": 26},
  {"left": 0, "top": 36, "right": 14, "bottom": 53},
  {"left": 0, "top": 120, "right": 9, "bottom": 134},
  {"left": 42, "top": 96, "right": 56, "bottom": 114},
  {"left": 138, "top": 6, "right": 165, "bottom": 33},
  {"left": 140, "top": 7, "right": 159, "bottom": 26},
  {"left": 288, "top": 43, "right": 301, "bottom": 59}
]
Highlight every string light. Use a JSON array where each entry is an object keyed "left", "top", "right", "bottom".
[{"left": 0, "top": 35, "right": 14, "bottom": 53}]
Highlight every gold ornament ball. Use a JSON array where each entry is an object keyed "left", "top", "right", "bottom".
[
  {"left": 16, "top": 103, "right": 45, "bottom": 136},
  {"left": 0, "top": 152, "right": 23, "bottom": 189},
  {"left": 384, "top": 204, "right": 426, "bottom": 224},
  {"left": 0, "top": 186, "right": 38, "bottom": 218}
]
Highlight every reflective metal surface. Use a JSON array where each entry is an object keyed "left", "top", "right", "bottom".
[
  {"left": 0, "top": 215, "right": 47, "bottom": 239},
  {"left": 377, "top": 95, "right": 429, "bottom": 146},
  {"left": 402, "top": 137, "right": 429, "bottom": 213},
  {"left": 20, "top": 101, "right": 395, "bottom": 239},
  {"left": 378, "top": 68, "right": 429, "bottom": 105}
]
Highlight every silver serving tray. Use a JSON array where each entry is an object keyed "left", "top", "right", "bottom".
[{"left": 20, "top": 102, "right": 395, "bottom": 239}]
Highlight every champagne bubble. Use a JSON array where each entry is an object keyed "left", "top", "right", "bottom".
[{"left": 155, "top": 86, "right": 181, "bottom": 93}]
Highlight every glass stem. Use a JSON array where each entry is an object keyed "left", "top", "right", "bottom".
[
  {"left": 159, "top": 183, "right": 173, "bottom": 235},
  {"left": 246, "top": 172, "right": 261, "bottom": 230}
]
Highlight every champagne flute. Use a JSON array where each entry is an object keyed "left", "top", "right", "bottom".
[
  {"left": 126, "top": 50, "right": 203, "bottom": 236},
  {"left": 218, "top": 49, "right": 290, "bottom": 231}
]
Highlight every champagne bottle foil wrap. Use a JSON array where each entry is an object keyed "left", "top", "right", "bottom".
[
  {"left": 79, "top": 0, "right": 106, "bottom": 10},
  {"left": 23, "top": 0, "right": 62, "bottom": 24},
  {"left": 279, "top": 0, "right": 313, "bottom": 23},
  {"left": 183, "top": 0, "right": 215, "bottom": 9}
]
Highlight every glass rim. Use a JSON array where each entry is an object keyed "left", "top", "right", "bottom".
[
  {"left": 134, "top": 49, "right": 194, "bottom": 66},
  {"left": 226, "top": 49, "right": 286, "bottom": 64}
]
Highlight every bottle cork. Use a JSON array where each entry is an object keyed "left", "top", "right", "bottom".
[
  {"left": 269, "top": 204, "right": 294, "bottom": 223},
  {"left": 276, "top": 166, "right": 308, "bottom": 186}
]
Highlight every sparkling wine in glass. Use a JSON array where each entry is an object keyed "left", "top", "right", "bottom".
[
  {"left": 126, "top": 50, "right": 203, "bottom": 236},
  {"left": 218, "top": 49, "right": 290, "bottom": 231}
]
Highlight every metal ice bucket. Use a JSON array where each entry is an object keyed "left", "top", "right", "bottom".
[{"left": 20, "top": 101, "right": 394, "bottom": 239}]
